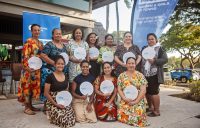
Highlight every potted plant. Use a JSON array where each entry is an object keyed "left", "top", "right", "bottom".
[{"left": 0, "top": 44, "right": 9, "bottom": 61}]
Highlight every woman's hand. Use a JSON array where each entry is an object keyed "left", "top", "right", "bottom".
[
  {"left": 90, "top": 57, "right": 98, "bottom": 60},
  {"left": 72, "top": 56, "right": 82, "bottom": 63},
  {"left": 104, "top": 102, "right": 111, "bottom": 108},
  {"left": 123, "top": 98, "right": 132, "bottom": 103},
  {"left": 128, "top": 99, "right": 139, "bottom": 106},
  {"left": 121, "top": 63, "right": 126, "bottom": 67},
  {"left": 86, "top": 103, "right": 93, "bottom": 113},
  {"left": 56, "top": 104, "right": 65, "bottom": 109},
  {"left": 81, "top": 95, "right": 87, "bottom": 100},
  {"left": 27, "top": 68, "right": 35, "bottom": 73},
  {"left": 148, "top": 58, "right": 155, "bottom": 64},
  {"left": 74, "top": 58, "right": 82, "bottom": 63},
  {"left": 103, "top": 93, "right": 112, "bottom": 97}
]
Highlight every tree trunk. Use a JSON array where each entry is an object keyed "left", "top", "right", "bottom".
[
  {"left": 106, "top": 5, "right": 109, "bottom": 33},
  {"left": 116, "top": 1, "right": 119, "bottom": 44}
]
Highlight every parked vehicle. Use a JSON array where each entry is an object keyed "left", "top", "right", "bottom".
[{"left": 170, "top": 69, "right": 192, "bottom": 83}]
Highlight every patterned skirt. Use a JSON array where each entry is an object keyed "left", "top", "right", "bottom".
[
  {"left": 46, "top": 92, "right": 76, "bottom": 128},
  {"left": 95, "top": 95, "right": 117, "bottom": 122}
]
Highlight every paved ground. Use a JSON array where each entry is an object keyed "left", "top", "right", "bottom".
[{"left": 0, "top": 86, "right": 200, "bottom": 128}]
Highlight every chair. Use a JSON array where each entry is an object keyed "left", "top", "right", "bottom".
[
  {"left": 10, "top": 63, "right": 22, "bottom": 94},
  {"left": 0, "top": 70, "right": 6, "bottom": 94}
]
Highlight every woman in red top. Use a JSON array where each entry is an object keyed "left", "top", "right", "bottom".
[{"left": 94, "top": 62, "right": 117, "bottom": 121}]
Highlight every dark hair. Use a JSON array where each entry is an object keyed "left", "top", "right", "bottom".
[
  {"left": 126, "top": 57, "right": 136, "bottom": 64},
  {"left": 52, "top": 28, "right": 61, "bottom": 40},
  {"left": 54, "top": 55, "right": 65, "bottom": 64},
  {"left": 102, "top": 62, "right": 116, "bottom": 77},
  {"left": 147, "top": 33, "right": 158, "bottom": 42},
  {"left": 31, "top": 24, "right": 40, "bottom": 31},
  {"left": 86, "top": 32, "right": 99, "bottom": 47},
  {"left": 123, "top": 31, "right": 132, "bottom": 38},
  {"left": 80, "top": 60, "right": 89, "bottom": 67},
  {"left": 72, "top": 28, "right": 84, "bottom": 40},
  {"left": 104, "top": 34, "right": 113, "bottom": 46}
]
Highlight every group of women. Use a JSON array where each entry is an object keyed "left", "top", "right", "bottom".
[{"left": 18, "top": 24, "right": 168, "bottom": 128}]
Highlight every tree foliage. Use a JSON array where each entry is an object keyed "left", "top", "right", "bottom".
[
  {"left": 160, "top": 23, "right": 200, "bottom": 69},
  {"left": 171, "top": 0, "right": 200, "bottom": 24}
]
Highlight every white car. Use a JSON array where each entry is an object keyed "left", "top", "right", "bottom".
[{"left": 192, "top": 70, "right": 200, "bottom": 81}]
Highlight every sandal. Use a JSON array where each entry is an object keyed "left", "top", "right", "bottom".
[
  {"left": 24, "top": 108, "right": 36, "bottom": 115},
  {"left": 148, "top": 112, "right": 160, "bottom": 117},
  {"left": 146, "top": 108, "right": 153, "bottom": 112},
  {"left": 31, "top": 106, "right": 41, "bottom": 111}
]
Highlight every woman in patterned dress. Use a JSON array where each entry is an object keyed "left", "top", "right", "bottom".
[
  {"left": 40, "top": 28, "right": 68, "bottom": 101},
  {"left": 114, "top": 32, "right": 141, "bottom": 77},
  {"left": 86, "top": 32, "right": 101, "bottom": 79},
  {"left": 97, "top": 34, "right": 115, "bottom": 64},
  {"left": 18, "top": 24, "right": 43, "bottom": 115},
  {"left": 117, "top": 57, "right": 149, "bottom": 127},
  {"left": 44, "top": 55, "right": 75, "bottom": 128},
  {"left": 67, "top": 28, "right": 89, "bottom": 83},
  {"left": 94, "top": 62, "right": 117, "bottom": 121}
]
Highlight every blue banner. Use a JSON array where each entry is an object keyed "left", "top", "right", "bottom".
[
  {"left": 131, "top": 0, "right": 178, "bottom": 49},
  {"left": 23, "top": 12, "right": 60, "bottom": 45}
]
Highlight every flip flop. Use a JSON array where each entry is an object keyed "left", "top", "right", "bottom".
[
  {"left": 24, "top": 108, "right": 36, "bottom": 115},
  {"left": 31, "top": 106, "right": 41, "bottom": 111},
  {"left": 148, "top": 112, "right": 160, "bottom": 117}
]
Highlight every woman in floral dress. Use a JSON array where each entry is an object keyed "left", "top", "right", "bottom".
[
  {"left": 18, "top": 24, "right": 43, "bottom": 115},
  {"left": 94, "top": 62, "right": 117, "bottom": 121},
  {"left": 117, "top": 57, "right": 149, "bottom": 127},
  {"left": 67, "top": 28, "right": 89, "bottom": 83}
]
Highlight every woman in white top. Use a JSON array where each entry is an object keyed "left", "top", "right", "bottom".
[{"left": 67, "top": 28, "right": 89, "bottom": 83}]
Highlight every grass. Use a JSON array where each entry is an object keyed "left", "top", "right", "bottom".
[{"left": 170, "top": 92, "right": 200, "bottom": 102}]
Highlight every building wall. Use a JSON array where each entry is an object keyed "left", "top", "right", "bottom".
[{"left": 0, "top": 0, "right": 94, "bottom": 28}]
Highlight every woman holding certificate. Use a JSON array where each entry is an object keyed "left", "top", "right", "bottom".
[
  {"left": 40, "top": 28, "right": 69, "bottom": 101},
  {"left": 44, "top": 55, "right": 75, "bottom": 127},
  {"left": 86, "top": 32, "right": 100, "bottom": 79},
  {"left": 71, "top": 60, "right": 97, "bottom": 123},
  {"left": 97, "top": 34, "right": 115, "bottom": 63},
  {"left": 114, "top": 32, "right": 141, "bottom": 77},
  {"left": 141, "top": 33, "right": 168, "bottom": 117},
  {"left": 94, "top": 62, "right": 117, "bottom": 121},
  {"left": 67, "top": 28, "right": 89, "bottom": 83},
  {"left": 18, "top": 24, "right": 43, "bottom": 115},
  {"left": 117, "top": 57, "right": 149, "bottom": 127}
]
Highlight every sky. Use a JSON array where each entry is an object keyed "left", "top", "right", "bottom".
[
  {"left": 92, "top": 0, "right": 132, "bottom": 33},
  {"left": 92, "top": 0, "right": 180, "bottom": 57}
]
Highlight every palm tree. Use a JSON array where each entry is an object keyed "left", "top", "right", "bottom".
[
  {"left": 115, "top": 0, "right": 132, "bottom": 44},
  {"left": 106, "top": 5, "right": 109, "bottom": 33}
]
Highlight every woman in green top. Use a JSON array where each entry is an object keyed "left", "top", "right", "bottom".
[{"left": 97, "top": 34, "right": 115, "bottom": 63}]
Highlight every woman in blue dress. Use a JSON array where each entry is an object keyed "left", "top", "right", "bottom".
[{"left": 40, "top": 28, "right": 68, "bottom": 101}]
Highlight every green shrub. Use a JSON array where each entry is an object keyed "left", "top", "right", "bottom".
[
  {"left": 189, "top": 81, "right": 200, "bottom": 102},
  {"left": 0, "top": 44, "right": 9, "bottom": 61}
]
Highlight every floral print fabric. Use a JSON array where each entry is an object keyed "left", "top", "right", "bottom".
[
  {"left": 97, "top": 46, "right": 115, "bottom": 63},
  {"left": 18, "top": 38, "right": 43, "bottom": 103},
  {"left": 117, "top": 71, "right": 149, "bottom": 127},
  {"left": 67, "top": 39, "right": 89, "bottom": 82},
  {"left": 94, "top": 76, "right": 117, "bottom": 121}
]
